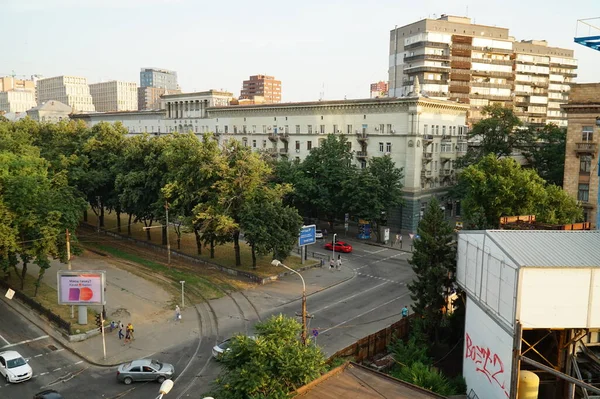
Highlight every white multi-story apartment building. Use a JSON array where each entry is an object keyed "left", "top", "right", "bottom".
[
  {"left": 389, "top": 15, "right": 577, "bottom": 126},
  {"left": 0, "top": 90, "right": 36, "bottom": 113},
  {"left": 73, "top": 90, "right": 468, "bottom": 232},
  {"left": 36, "top": 76, "right": 95, "bottom": 113},
  {"left": 89, "top": 80, "right": 138, "bottom": 112}
]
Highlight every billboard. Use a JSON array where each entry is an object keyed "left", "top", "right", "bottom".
[
  {"left": 57, "top": 270, "right": 106, "bottom": 305},
  {"left": 298, "top": 225, "right": 316, "bottom": 246}
]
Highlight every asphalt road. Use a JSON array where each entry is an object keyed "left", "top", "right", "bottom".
[{"left": 1, "top": 239, "right": 414, "bottom": 398}]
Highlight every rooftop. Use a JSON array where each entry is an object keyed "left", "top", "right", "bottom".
[
  {"left": 294, "top": 362, "right": 447, "bottom": 399},
  {"left": 465, "top": 230, "right": 600, "bottom": 268}
]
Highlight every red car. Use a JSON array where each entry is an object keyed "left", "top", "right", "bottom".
[{"left": 324, "top": 241, "right": 353, "bottom": 253}]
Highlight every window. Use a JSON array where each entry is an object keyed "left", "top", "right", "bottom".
[
  {"left": 262, "top": 125, "right": 267, "bottom": 133},
  {"left": 308, "top": 125, "right": 313, "bottom": 134},
  {"left": 295, "top": 140, "right": 300, "bottom": 150},
  {"left": 360, "top": 160, "right": 367, "bottom": 169},
  {"left": 387, "top": 124, "right": 392, "bottom": 133},
  {"left": 580, "top": 155, "right": 592, "bottom": 173},
  {"left": 285, "top": 125, "right": 289, "bottom": 133},
  {"left": 320, "top": 125, "right": 325, "bottom": 134},
  {"left": 386, "top": 142, "right": 392, "bottom": 152},
  {"left": 424, "top": 124, "right": 428, "bottom": 134},
  {"left": 252, "top": 139, "right": 257, "bottom": 148},
  {"left": 434, "top": 161, "right": 438, "bottom": 171},
  {"left": 362, "top": 124, "right": 368, "bottom": 134},
  {"left": 233, "top": 125, "right": 238, "bottom": 134},
  {"left": 252, "top": 125, "right": 257, "bottom": 133},
  {"left": 435, "top": 143, "right": 438, "bottom": 152},
  {"left": 296, "top": 125, "right": 300, "bottom": 134},
  {"left": 578, "top": 184, "right": 590, "bottom": 202},
  {"left": 262, "top": 140, "right": 267, "bottom": 148},
  {"left": 243, "top": 125, "right": 247, "bottom": 134},
  {"left": 224, "top": 125, "right": 229, "bottom": 134},
  {"left": 273, "top": 125, "right": 278, "bottom": 133},
  {"left": 242, "top": 137, "right": 247, "bottom": 147},
  {"left": 307, "top": 141, "right": 312, "bottom": 150},
  {"left": 435, "top": 125, "right": 440, "bottom": 135},
  {"left": 379, "top": 142, "right": 384, "bottom": 152},
  {"left": 442, "top": 126, "right": 446, "bottom": 136},
  {"left": 379, "top": 124, "right": 385, "bottom": 133},
  {"left": 333, "top": 124, "right": 338, "bottom": 133},
  {"left": 347, "top": 124, "right": 353, "bottom": 134},
  {"left": 582, "top": 126, "right": 594, "bottom": 141}
]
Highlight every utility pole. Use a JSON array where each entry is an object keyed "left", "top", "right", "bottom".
[
  {"left": 165, "top": 201, "right": 171, "bottom": 265},
  {"left": 66, "top": 229, "right": 74, "bottom": 319}
]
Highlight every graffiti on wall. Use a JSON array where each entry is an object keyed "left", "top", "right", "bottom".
[{"left": 465, "top": 333, "right": 509, "bottom": 398}]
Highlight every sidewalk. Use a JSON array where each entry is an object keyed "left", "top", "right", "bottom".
[{"left": 9, "top": 250, "right": 200, "bottom": 367}]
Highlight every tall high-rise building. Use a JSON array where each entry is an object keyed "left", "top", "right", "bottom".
[
  {"left": 388, "top": 15, "right": 577, "bottom": 125},
  {"left": 0, "top": 76, "right": 37, "bottom": 113},
  {"left": 138, "top": 86, "right": 181, "bottom": 110},
  {"left": 370, "top": 81, "right": 389, "bottom": 98},
  {"left": 140, "top": 68, "right": 178, "bottom": 91},
  {"left": 36, "top": 76, "right": 95, "bottom": 113},
  {"left": 240, "top": 75, "right": 281, "bottom": 103},
  {"left": 562, "top": 83, "right": 600, "bottom": 228},
  {"left": 89, "top": 80, "right": 138, "bottom": 112}
]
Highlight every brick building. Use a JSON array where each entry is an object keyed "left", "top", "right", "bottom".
[
  {"left": 562, "top": 83, "right": 600, "bottom": 228},
  {"left": 240, "top": 75, "right": 281, "bottom": 103},
  {"left": 370, "top": 81, "right": 389, "bottom": 98}
]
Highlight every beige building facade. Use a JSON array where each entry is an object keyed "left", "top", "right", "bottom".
[
  {"left": 36, "top": 76, "right": 95, "bottom": 113},
  {"left": 0, "top": 76, "right": 37, "bottom": 113},
  {"left": 0, "top": 76, "right": 36, "bottom": 92},
  {"left": 74, "top": 92, "right": 468, "bottom": 232},
  {"left": 89, "top": 80, "right": 138, "bottom": 112},
  {"left": 389, "top": 15, "right": 577, "bottom": 126},
  {"left": 562, "top": 83, "right": 600, "bottom": 228}
]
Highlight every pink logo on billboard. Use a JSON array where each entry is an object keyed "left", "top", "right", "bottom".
[{"left": 465, "top": 333, "right": 509, "bottom": 398}]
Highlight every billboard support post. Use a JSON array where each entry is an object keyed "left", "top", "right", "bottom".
[
  {"left": 100, "top": 311, "right": 106, "bottom": 360},
  {"left": 298, "top": 225, "right": 316, "bottom": 266},
  {"left": 78, "top": 305, "right": 88, "bottom": 325}
]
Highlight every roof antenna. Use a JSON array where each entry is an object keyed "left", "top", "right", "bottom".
[{"left": 319, "top": 83, "right": 325, "bottom": 101}]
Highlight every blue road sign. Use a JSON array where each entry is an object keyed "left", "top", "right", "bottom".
[
  {"left": 312, "top": 329, "right": 319, "bottom": 337},
  {"left": 299, "top": 224, "right": 316, "bottom": 246}
]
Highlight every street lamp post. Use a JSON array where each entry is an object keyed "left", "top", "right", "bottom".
[
  {"left": 155, "top": 379, "right": 174, "bottom": 399},
  {"left": 271, "top": 259, "right": 307, "bottom": 345},
  {"left": 165, "top": 201, "right": 171, "bottom": 265},
  {"left": 179, "top": 280, "right": 185, "bottom": 309},
  {"left": 332, "top": 233, "right": 337, "bottom": 262}
]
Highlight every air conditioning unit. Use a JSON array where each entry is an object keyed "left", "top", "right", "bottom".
[
  {"left": 385, "top": 152, "right": 391, "bottom": 156},
  {"left": 268, "top": 126, "right": 272, "bottom": 130},
  {"left": 336, "top": 129, "right": 341, "bottom": 133},
  {"left": 375, "top": 127, "right": 379, "bottom": 131},
  {"left": 391, "top": 129, "right": 396, "bottom": 134},
  {"left": 355, "top": 130, "right": 359, "bottom": 134}
]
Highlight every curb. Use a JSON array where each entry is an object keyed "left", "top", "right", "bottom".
[
  {"left": 343, "top": 237, "right": 412, "bottom": 254},
  {"left": 1, "top": 295, "right": 119, "bottom": 368}
]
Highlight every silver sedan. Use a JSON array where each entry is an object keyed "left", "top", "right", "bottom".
[{"left": 116, "top": 359, "right": 174, "bottom": 385}]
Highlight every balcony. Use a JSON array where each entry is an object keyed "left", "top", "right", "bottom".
[
  {"left": 266, "top": 148, "right": 278, "bottom": 157},
  {"left": 404, "top": 41, "right": 448, "bottom": 50},
  {"left": 356, "top": 132, "right": 368, "bottom": 143},
  {"left": 279, "top": 148, "right": 289, "bottom": 154},
  {"left": 441, "top": 135, "right": 452, "bottom": 141},
  {"left": 575, "top": 142, "right": 598, "bottom": 157},
  {"left": 442, "top": 169, "right": 453, "bottom": 176},
  {"left": 421, "top": 170, "right": 433, "bottom": 180},
  {"left": 278, "top": 132, "right": 289, "bottom": 142},
  {"left": 268, "top": 133, "right": 278, "bottom": 142},
  {"left": 355, "top": 151, "right": 368, "bottom": 159},
  {"left": 404, "top": 54, "right": 450, "bottom": 62},
  {"left": 440, "top": 153, "right": 454, "bottom": 161},
  {"left": 423, "top": 134, "right": 434, "bottom": 144},
  {"left": 422, "top": 152, "right": 433, "bottom": 163}
]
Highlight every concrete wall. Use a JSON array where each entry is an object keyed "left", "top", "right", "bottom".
[{"left": 463, "top": 298, "right": 513, "bottom": 399}]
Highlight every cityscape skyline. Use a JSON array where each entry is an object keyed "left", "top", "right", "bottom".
[{"left": 3, "top": 0, "right": 599, "bottom": 102}]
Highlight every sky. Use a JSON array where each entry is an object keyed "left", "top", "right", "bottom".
[{"left": 2, "top": 0, "right": 600, "bottom": 102}]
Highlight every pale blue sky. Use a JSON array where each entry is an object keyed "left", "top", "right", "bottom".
[{"left": 2, "top": 0, "right": 600, "bottom": 101}]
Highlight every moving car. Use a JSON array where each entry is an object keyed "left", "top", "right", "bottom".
[
  {"left": 116, "top": 359, "right": 174, "bottom": 385},
  {"left": 324, "top": 241, "right": 353, "bottom": 253},
  {"left": 212, "top": 335, "right": 256, "bottom": 360},
  {"left": 315, "top": 230, "right": 323, "bottom": 239},
  {"left": 34, "top": 390, "right": 64, "bottom": 399},
  {"left": 0, "top": 350, "right": 33, "bottom": 383}
]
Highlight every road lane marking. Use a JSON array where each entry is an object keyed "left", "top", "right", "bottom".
[
  {"left": 354, "top": 252, "right": 406, "bottom": 271},
  {"left": 0, "top": 334, "right": 49, "bottom": 349},
  {"left": 319, "top": 293, "right": 409, "bottom": 334},
  {"left": 40, "top": 372, "right": 48, "bottom": 376},
  {"left": 74, "top": 360, "right": 83, "bottom": 365},
  {"left": 0, "top": 334, "right": 9, "bottom": 346},
  {"left": 53, "top": 367, "right": 62, "bottom": 372},
  {"left": 362, "top": 248, "right": 389, "bottom": 254},
  {"left": 311, "top": 281, "right": 389, "bottom": 314}
]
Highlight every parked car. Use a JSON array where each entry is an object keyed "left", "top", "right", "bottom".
[
  {"left": 116, "top": 359, "right": 174, "bottom": 385},
  {"left": 212, "top": 336, "right": 256, "bottom": 360},
  {"left": 0, "top": 350, "right": 32, "bottom": 383},
  {"left": 324, "top": 241, "right": 353, "bottom": 253},
  {"left": 315, "top": 230, "right": 323, "bottom": 239},
  {"left": 34, "top": 390, "right": 64, "bottom": 399}
]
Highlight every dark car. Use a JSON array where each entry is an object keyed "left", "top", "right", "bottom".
[
  {"left": 34, "top": 390, "right": 64, "bottom": 399},
  {"left": 324, "top": 241, "right": 353, "bottom": 253},
  {"left": 116, "top": 359, "right": 174, "bottom": 385}
]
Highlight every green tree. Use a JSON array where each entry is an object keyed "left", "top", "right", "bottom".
[
  {"left": 241, "top": 185, "right": 303, "bottom": 267},
  {"left": 407, "top": 198, "right": 456, "bottom": 341},
  {"left": 299, "top": 134, "right": 356, "bottom": 227},
  {"left": 522, "top": 124, "right": 566, "bottom": 186},
  {"left": 212, "top": 315, "right": 327, "bottom": 399},
  {"left": 344, "top": 155, "right": 404, "bottom": 241},
  {"left": 459, "top": 154, "right": 581, "bottom": 229},
  {"left": 459, "top": 104, "right": 528, "bottom": 166}
]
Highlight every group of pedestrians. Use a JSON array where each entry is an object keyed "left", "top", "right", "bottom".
[
  {"left": 112, "top": 321, "right": 135, "bottom": 343},
  {"left": 329, "top": 255, "right": 342, "bottom": 272}
]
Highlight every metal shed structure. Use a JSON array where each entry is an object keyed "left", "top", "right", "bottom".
[{"left": 457, "top": 230, "right": 600, "bottom": 399}]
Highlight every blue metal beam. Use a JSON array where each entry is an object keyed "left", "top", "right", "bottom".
[{"left": 574, "top": 35, "right": 600, "bottom": 51}]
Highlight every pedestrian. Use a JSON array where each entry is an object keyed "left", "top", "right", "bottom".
[
  {"left": 118, "top": 321, "right": 124, "bottom": 340},
  {"left": 401, "top": 305, "right": 409, "bottom": 318},
  {"left": 329, "top": 258, "right": 335, "bottom": 272},
  {"left": 109, "top": 320, "right": 116, "bottom": 332},
  {"left": 126, "top": 322, "right": 135, "bottom": 341},
  {"left": 394, "top": 234, "right": 400, "bottom": 246},
  {"left": 323, "top": 228, "right": 328, "bottom": 237},
  {"left": 336, "top": 254, "right": 342, "bottom": 271},
  {"left": 175, "top": 305, "right": 181, "bottom": 322},
  {"left": 320, "top": 258, "right": 325, "bottom": 268}
]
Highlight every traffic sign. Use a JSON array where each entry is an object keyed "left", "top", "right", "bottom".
[
  {"left": 299, "top": 224, "right": 316, "bottom": 246},
  {"left": 312, "top": 329, "right": 319, "bottom": 337}
]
